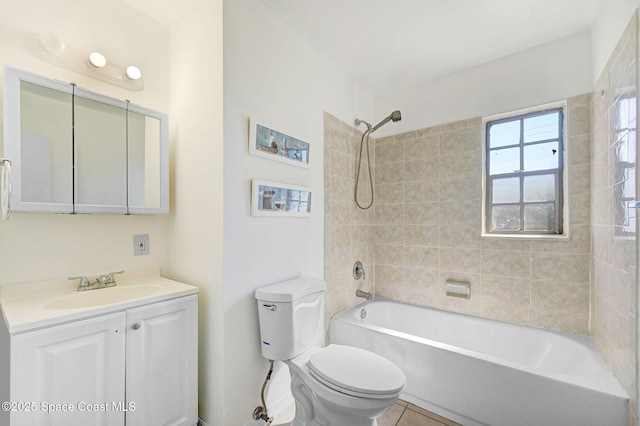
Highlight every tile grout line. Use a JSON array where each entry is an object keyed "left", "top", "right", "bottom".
[{"left": 394, "top": 404, "right": 407, "bottom": 426}]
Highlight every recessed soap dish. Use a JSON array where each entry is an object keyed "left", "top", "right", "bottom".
[{"left": 446, "top": 279, "right": 471, "bottom": 299}]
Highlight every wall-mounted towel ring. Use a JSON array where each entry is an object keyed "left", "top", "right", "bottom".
[{"left": 0, "top": 159, "right": 12, "bottom": 221}]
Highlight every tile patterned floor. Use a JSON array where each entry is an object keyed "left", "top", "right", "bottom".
[
  {"left": 279, "top": 399, "right": 460, "bottom": 426},
  {"left": 378, "top": 400, "right": 461, "bottom": 426}
]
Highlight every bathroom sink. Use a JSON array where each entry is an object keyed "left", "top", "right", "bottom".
[{"left": 44, "top": 285, "right": 162, "bottom": 310}]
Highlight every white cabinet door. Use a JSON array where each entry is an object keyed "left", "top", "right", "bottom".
[
  {"left": 125, "top": 295, "right": 198, "bottom": 426},
  {"left": 10, "top": 312, "right": 126, "bottom": 426}
]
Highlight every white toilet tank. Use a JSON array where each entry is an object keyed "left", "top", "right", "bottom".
[{"left": 255, "top": 277, "right": 326, "bottom": 360}]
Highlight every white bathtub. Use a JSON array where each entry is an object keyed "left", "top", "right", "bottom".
[{"left": 330, "top": 299, "right": 628, "bottom": 426}]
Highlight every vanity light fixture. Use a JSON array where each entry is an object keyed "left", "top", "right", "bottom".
[
  {"left": 88, "top": 51, "right": 107, "bottom": 68},
  {"left": 25, "top": 33, "right": 143, "bottom": 91},
  {"left": 39, "top": 33, "right": 66, "bottom": 55},
  {"left": 125, "top": 65, "right": 142, "bottom": 81}
]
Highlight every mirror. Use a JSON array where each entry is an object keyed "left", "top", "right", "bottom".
[
  {"left": 14, "top": 77, "right": 73, "bottom": 213},
  {"left": 74, "top": 90, "right": 128, "bottom": 213},
  {"left": 127, "top": 105, "right": 168, "bottom": 214},
  {"left": 3, "top": 66, "right": 168, "bottom": 214}
]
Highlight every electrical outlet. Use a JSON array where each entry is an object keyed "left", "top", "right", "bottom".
[{"left": 133, "top": 234, "right": 149, "bottom": 256}]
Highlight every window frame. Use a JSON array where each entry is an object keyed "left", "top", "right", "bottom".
[{"left": 483, "top": 103, "right": 568, "bottom": 238}]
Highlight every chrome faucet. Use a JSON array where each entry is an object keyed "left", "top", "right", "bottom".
[
  {"left": 356, "top": 289, "right": 373, "bottom": 300},
  {"left": 69, "top": 270, "right": 124, "bottom": 291},
  {"left": 68, "top": 275, "right": 91, "bottom": 291},
  {"left": 96, "top": 271, "right": 124, "bottom": 287}
]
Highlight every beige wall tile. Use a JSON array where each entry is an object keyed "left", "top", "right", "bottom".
[
  {"left": 531, "top": 252, "right": 590, "bottom": 282},
  {"left": 404, "top": 181, "right": 439, "bottom": 204},
  {"left": 438, "top": 221, "right": 482, "bottom": 249},
  {"left": 392, "top": 131, "right": 417, "bottom": 142},
  {"left": 441, "top": 128, "right": 482, "bottom": 155},
  {"left": 372, "top": 224, "right": 404, "bottom": 244},
  {"left": 403, "top": 224, "right": 439, "bottom": 247},
  {"left": 439, "top": 248, "right": 482, "bottom": 274},
  {"left": 376, "top": 141, "right": 404, "bottom": 165},
  {"left": 530, "top": 279, "right": 589, "bottom": 332},
  {"left": 440, "top": 150, "right": 481, "bottom": 178},
  {"left": 405, "top": 135, "right": 440, "bottom": 160},
  {"left": 375, "top": 203, "right": 404, "bottom": 225},
  {"left": 377, "top": 182, "right": 404, "bottom": 204},
  {"left": 376, "top": 162, "right": 404, "bottom": 184},
  {"left": 481, "top": 249, "right": 530, "bottom": 279},
  {"left": 375, "top": 244, "right": 404, "bottom": 266},
  {"left": 404, "top": 202, "right": 439, "bottom": 225},
  {"left": 404, "top": 158, "right": 438, "bottom": 181},
  {"left": 568, "top": 104, "right": 591, "bottom": 137},
  {"left": 404, "top": 246, "right": 439, "bottom": 270},
  {"left": 440, "top": 176, "right": 482, "bottom": 201}
]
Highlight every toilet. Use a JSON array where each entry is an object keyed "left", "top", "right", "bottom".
[{"left": 255, "top": 277, "right": 406, "bottom": 426}]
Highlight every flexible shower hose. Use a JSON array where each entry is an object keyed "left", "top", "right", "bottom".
[{"left": 354, "top": 129, "right": 374, "bottom": 210}]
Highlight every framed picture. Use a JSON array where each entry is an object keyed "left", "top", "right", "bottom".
[
  {"left": 249, "top": 118, "right": 310, "bottom": 168},
  {"left": 251, "top": 179, "right": 312, "bottom": 217}
]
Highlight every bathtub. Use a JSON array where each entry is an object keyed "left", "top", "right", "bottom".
[{"left": 330, "top": 298, "right": 628, "bottom": 426}]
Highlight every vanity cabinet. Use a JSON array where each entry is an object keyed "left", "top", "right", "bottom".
[
  {"left": 125, "top": 296, "right": 198, "bottom": 426},
  {"left": 3, "top": 66, "right": 169, "bottom": 214},
  {"left": 4, "top": 295, "right": 197, "bottom": 426},
  {"left": 11, "top": 312, "right": 126, "bottom": 426}
]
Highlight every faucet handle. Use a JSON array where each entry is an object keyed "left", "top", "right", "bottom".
[
  {"left": 353, "top": 261, "right": 366, "bottom": 280},
  {"left": 105, "top": 270, "right": 124, "bottom": 284},
  {"left": 68, "top": 276, "right": 90, "bottom": 288}
]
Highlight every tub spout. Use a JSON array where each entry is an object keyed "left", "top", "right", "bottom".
[{"left": 356, "top": 289, "right": 372, "bottom": 300}]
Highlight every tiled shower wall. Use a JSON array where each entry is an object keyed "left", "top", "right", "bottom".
[
  {"left": 324, "top": 112, "right": 376, "bottom": 330},
  {"left": 372, "top": 95, "right": 591, "bottom": 333},
  {"left": 591, "top": 12, "right": 638, "bottom": 420},
  {"left": 324, "top": 93, "right": 592, "bottom": 334}
]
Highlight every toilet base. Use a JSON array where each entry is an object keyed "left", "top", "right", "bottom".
[{"left": 289, "top": 373, "right": 393, "bottom": 426}]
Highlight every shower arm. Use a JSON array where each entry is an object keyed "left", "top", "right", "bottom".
[{"left": 354, "top": 118, "right": 372, "bottom": 131}]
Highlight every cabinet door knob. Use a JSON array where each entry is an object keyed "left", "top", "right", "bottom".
[{"left": 132, "top": 323, "right": 141, "bottom": 330}]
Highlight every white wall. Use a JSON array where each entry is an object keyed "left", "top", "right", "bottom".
[
  {"left": 223, "top": 0, "right": 358, "bottom": 423},
  {"left": 0, "top": 0, "right": 170, "bottom": 285},
  {"left": 166, "top": 0, "right": 224, "bottom": 423},
  {"left": 372, "top": 31, "right": 593, "bottom": 137}
]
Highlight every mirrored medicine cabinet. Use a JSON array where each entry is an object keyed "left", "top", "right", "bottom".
[{"left": 3, "top": 66, "right": 168, "bottom": 214}]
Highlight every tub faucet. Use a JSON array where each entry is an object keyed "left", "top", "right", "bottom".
[{"left": 356, "top": 289, "right": 372, "bottom": 300}]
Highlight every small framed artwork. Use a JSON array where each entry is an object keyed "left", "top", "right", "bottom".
[
  {"left": 249, "top": 118, "right": 310, "bottom": 168},
  {"left": 251, "top": 179, "right": 312, "bottom": 217}
]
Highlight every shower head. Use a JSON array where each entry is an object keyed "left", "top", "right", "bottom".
[{"left": 370, "top": 110, "right": 402, "bottom": 133}]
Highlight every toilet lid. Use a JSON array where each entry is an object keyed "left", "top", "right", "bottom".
[{"left": 308, "top": 344, "right": 405, "bottom": 397}]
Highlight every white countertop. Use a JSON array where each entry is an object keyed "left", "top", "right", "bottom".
[{"left": 0, "top": 268, "right": 198, "bottom": 334}]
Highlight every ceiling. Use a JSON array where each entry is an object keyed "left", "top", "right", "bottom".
[{"left": 264, "top": 0, "right": 601, "bottom": 98}]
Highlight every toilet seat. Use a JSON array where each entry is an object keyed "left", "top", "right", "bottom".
[{"left": 308, "top": 344, "right": 405, "bottom": 399}]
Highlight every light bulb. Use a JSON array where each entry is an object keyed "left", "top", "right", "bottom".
[
  {"left": 40, "top": 33, "right": 66, "bottom": 55},
  {"left": 125, "top": 65, "right": 142, "bottom": 80},
  {"left": 88, "top": 52, "right": 107, "bottom": 68}
]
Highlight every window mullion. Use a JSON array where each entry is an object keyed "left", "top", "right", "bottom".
[{"left": 519, "top": 117, "right": 525, "bottom": 231}]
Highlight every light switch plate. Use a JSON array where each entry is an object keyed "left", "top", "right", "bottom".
[{"left": 133, "top": 234, "right": 149, "bottom": 256}]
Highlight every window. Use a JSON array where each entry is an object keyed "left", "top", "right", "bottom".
[{"left": 485, "top": 107, "right": 564, "bottom": 235}]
